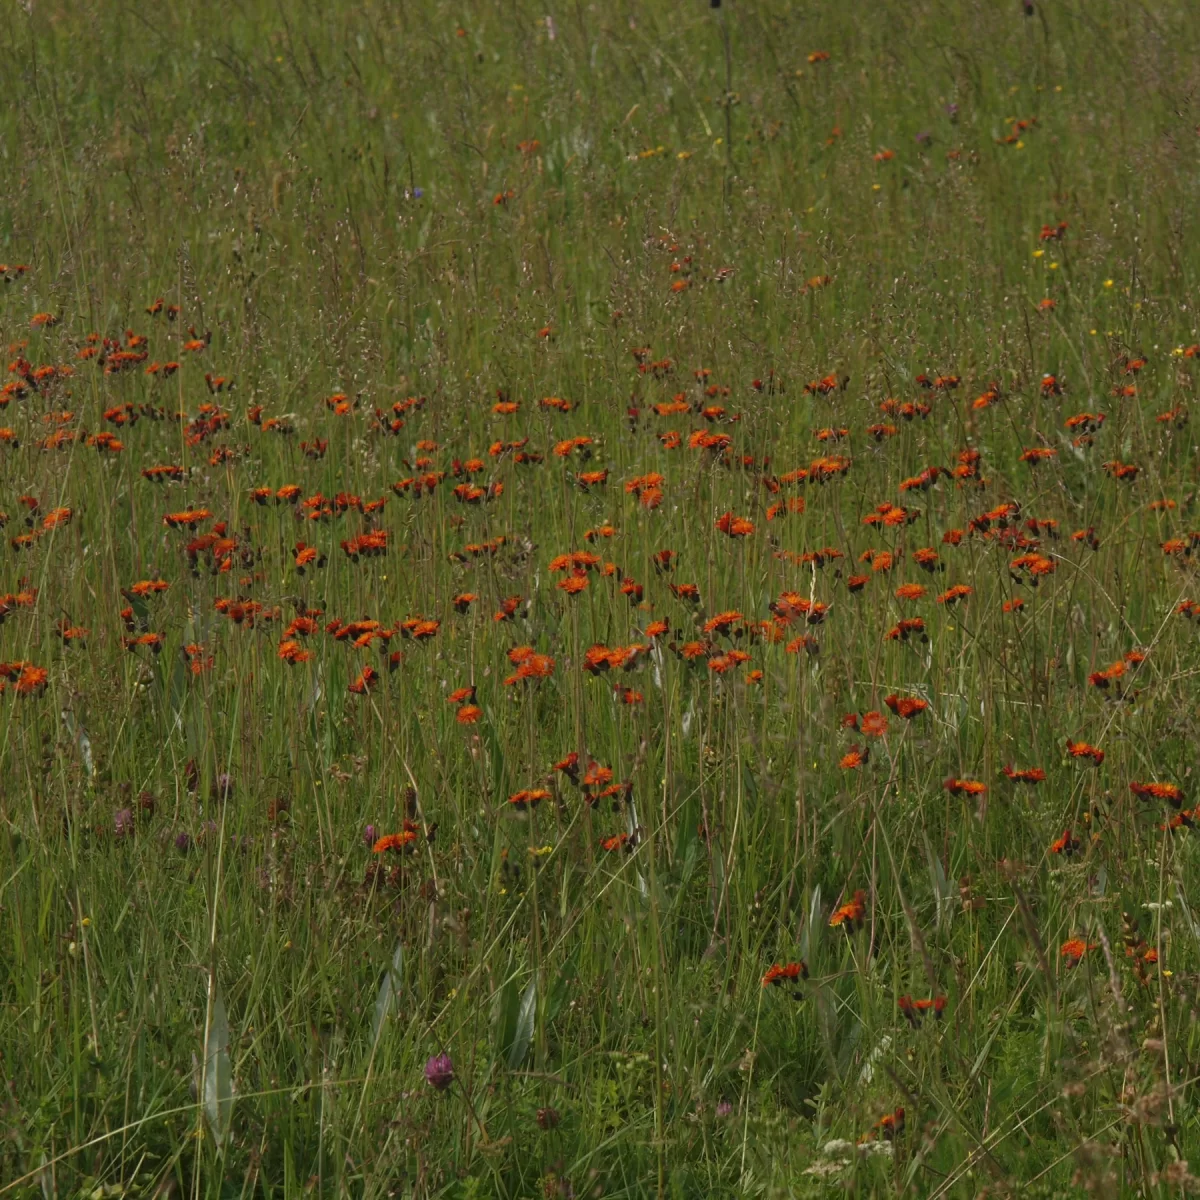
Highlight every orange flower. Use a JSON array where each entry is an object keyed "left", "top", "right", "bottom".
[
  {"left": 936, "top": 584, "right": 972, "bottom": 605},
  {"left": 508, "top": 788, "right": 551, "bottom": 810},
  {"left": 830, "top": 889, "right": 867, "bottom": 931},
  {"left": 1050, "top": 829, "right": 1079, "bottom": 856},
  {"left": 373, "top": 831, "right": 418, "bottom": 853},
  {"left": 1060, "top": 938, "right": 1095, "bottom": 968},
  {"left": 14, "top": 664, "right": 49, "bottom": 696},
  {"left": 884, "top": 694, "right": 928, "bottom": 719},
  {"left": 1130, "top": 780, "right": 1183, "bottom": 807},
  {"left": 762, "top": 961, "right": 808, "bottom": 986},
  {"left": 715, "top": 512, "right": 755, "bottom": 538},
  {"left": 349, "top": 666, "right": 379, "bottom": 694},
  {"left": 944, "top": 778, "right": 986, "bottom": 796},
  {"left": 1002, "top": 765, "right": 1045, "bottom": 784}
]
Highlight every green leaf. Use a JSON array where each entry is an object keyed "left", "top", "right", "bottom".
[
  {"left": 371, "top": 941, "right": 404, "bottom": 1047},
  {"left": 800, "top": 884, "right": 822, "bottom": 961},
  {"left": 508, "top": 975, "right": 537, "bottom": 1069},
  {"left": 493, "top": 974, "right": 518, "bottom": 1063},
  {"left": 203, "top": 980, "right": 233, "bottom": 1148}
]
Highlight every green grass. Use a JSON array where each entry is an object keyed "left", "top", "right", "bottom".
[{"left": 2, "top": 0, "right": 1200, "bottom": 1195}]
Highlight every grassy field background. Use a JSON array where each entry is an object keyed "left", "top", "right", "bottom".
[{"left": 3, "top": 0, "right": 1200, "bottom": 1195}]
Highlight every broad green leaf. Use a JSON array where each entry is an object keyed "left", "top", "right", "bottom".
[
  {"left": 371, "top": 941, "right": 404, "bottom": 1046},
  {"left": 507, "top": 976, "right": 537, "bottom": 1069},
  {"left": 203, "top": 982, "right": 233, "bottom": 1148},
  {"left": 493, "top": 974, "right": 518, "bottom": 1062}
]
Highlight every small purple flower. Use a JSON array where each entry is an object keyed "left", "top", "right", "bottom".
[
  {"left": 412, "top": 187, "right": 424, "bottom": 200},
  {"left": 363, "top": 824, "right": 378, "bottom": 848},
  {"left": 174, "top": 831, "right": 193, "bottom": 853},
  {"left": 113, "top": 808, "right": 134, "bottom": 838},
  {"left": 915, "top": 130, "right": 932, "bottom": 147},
  {"left": 945, "top": 103, "right": 959, "bottom": 122},
  {"left": 424, "top": 1053, "right": 455, "bottom": 1091},
  {"left": 212, "top": 773, "right": 233, "bottom": 802},
  {"left": 715, "top": 1100, "right": 733, "bottom": 1118}
]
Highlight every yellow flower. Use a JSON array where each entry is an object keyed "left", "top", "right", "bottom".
[
  {"left": 1049, "top": 262, "right": 1059, "bottom": 270},
  {"left": 677, "top": 151, "right": 692, "bottom": 160},
  {"left": 1103, "top": 279, "right": 1114, "bottom": 288},
  {"left": 1033, "top": 249, "right": 1044, "bottom": 259},
  {"left": 872, "top": 183, "right": 881, "bottom": 191}
]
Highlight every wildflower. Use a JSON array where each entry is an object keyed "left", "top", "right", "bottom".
[
  {"left": 944, "top": 778, "right": 986, "bottom": 796},
  {"left": 1066, "top": 740, "right": 1104, "bottom": 765},
  {"left": 884, "top": 694, "right": 928, "bottom": 719},
  {"left": 508, "top": 788, "right": 551, "bottom": 810},
  {"left": 1050, "top": 829, "right": 1079, "bottom": 856},
  {"left": 830, "top": 889, "right": 866, "bottom": 931},
  {"left": 762, "top": 961, "right": 808, "bottom": 986},
  {"left": 898, "top": 995, "right": 946, "bottom": 1025},
  {"left": 373, "top": 831, "right": 418, "bottom": 853},
  {"left": 1060, "top": 938, "right": 1095, "bottom": 968},
  {"left": 715, "top": 512, "right": 755, "bottom": 538},
  {"left": 1130, "top": 781, "right": 1183, "bottom": 808},
  {"left": 425, "top": 1053, "right": 455, "bottom": 1091}
]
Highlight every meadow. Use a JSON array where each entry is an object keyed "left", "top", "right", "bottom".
[{"left": 2, "top": 0, "right": 1200, "bottom": 1195}]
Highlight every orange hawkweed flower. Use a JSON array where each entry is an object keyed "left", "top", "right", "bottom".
[
  {"left": 277, "top": 639, "right": 312, "bottom": 665},
  {"left": 493, "top": 596, "right": 523, "bottom": 622},
  {"left": 1066, "top": 740, "right": 1104, "bottom": 765},
  {"left": 898, "top": 995, "right": 946, "bottom": 1026},
  {"left": 163, "top": 509, "right": 212, "bottom": 531},
  {"left": 41, "top": 507, "right": 73, "bottom": 531},
  {"left": 1050, "top": 829, "right": 1080, "bottom": 856},
  {"left": 9, "top": 663, "right": 49, "bottom": 695},
  {"left": 129, "top": 579, "right": 169, "bottom": 598},
  {"left": 830, "top": 889, "right": 867, "bottom": 931},
  {"left": 936, "top": 584, "right": 972, "bottom": 605},
  {"left": 1102, "top": 460, "right": 1140, "bottom": 482},
  {"left": 944, "top": 778, "right": 986, "bottom": 796},
  {"left": 508, "top": 788, "right": 551, "bottom": 811},
  {"left": 1002, "top": 765, "right": 1045, "bottom": 784},
  {"left": 1060, "top": 938, "right": 1096, "bottom": 968},
  {"left": 1130, "top": 780, "right": 1183, "bottom": 807},
  {"left": 762, "top": 961, "right": 808, "bottom": 987},
  {"left": 884, "top": 694, "right": 928, "bottom": 719},
  {"left": 373, "top": 831, "right": 418, "bottom": 853},
  {"left": 715, "top": 512, "right": 755, "bottom": 538},
  {"left": 348, "top": 666, "right": 379, "bottom": 694},
  {"left": 871, "top": 1108, "right": 906, "bottom": 1142}
]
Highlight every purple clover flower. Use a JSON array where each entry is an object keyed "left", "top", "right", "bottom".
[{"left": 424, "top": 1053, "right": 455, "bottom": 1091}]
